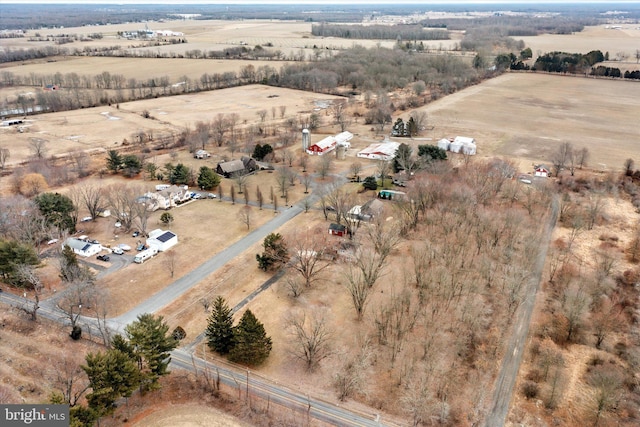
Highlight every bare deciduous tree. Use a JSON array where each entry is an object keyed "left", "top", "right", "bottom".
[
  {"left": 317, "top": 154, "right": 333, "bottom": 180},
  {"left": 350, "top": 161, "right": 362, "bottom": 179},
  {"left": 16, "top": 264, "right": 43, "bottom": 321},
  {"left": 288, "top": 231, "right": 332, "bottom": 288},
  {"left": 0, "top": 147, "right": 10, "bottom": 170},
  {"left": 77, "top": 184, "right": 104, "bottom": 222},
  {"left": 105, "top": 183, "right": 142, "bottom": 231},
  {"left": 238, "top": 205, "right": 252, "bottom": 230},
  {"left": 551, "top": 142, "right": 573, "bottom": 177},
  {"left": 165, "top": 249, "right": 178, "bottom": 278},
  {"left": 28, "top": 137, "right": 48, "bottom": 159},
  {"left": 286, "top": 309, "right": 333, "bottom": 371},
  {"left": 301, "top": 173, "right": 312, "bottom": 194},
  {"left": 334, "top": 338, "right": 373, "bottom": 401},
  {"left": 50, "top": 355, "right": 89, "bottom": 406}
]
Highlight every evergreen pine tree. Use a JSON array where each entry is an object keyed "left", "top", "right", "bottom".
[
  {"left": 229, "top": 310, "right": 272, "bottom": 366},
  {"left": 205, "top": 296, "right": 235, "bottom": 354},
  {"left": 124, "top": 313, "right": 178, "bottom": 391}
]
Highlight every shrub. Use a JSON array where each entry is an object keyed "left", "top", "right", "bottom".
[
  {"left": 521, "top": 381, "right": 539, "bottom": 399},
  {"left": 172, "top": 326, "right": 186, "bottom": 341}
]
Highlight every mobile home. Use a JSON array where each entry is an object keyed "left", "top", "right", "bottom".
[{"left": 134, "top": 247, "right": 158, "bottom": 264}]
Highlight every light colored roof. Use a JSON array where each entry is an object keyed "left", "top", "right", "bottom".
[
  {"left": 357, "top": 141, "right": 400, "bottom": 157},
  {"left": 65, "top": 238, "right": 98, "bottom": 252},
  {"left": 454, "top": 136, "right": 475, "bottom": 145},
  {"left": 335, "top": 131, "right": 353, "bottom": 144},
  {"left": 309, "top": 136, "right": 336, "bottom": 150}
]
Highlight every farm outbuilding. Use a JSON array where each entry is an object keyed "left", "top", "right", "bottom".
[
  {"left": 147, "top": 229, "right": 178, "bottom": 252},
  {"left": 194, "top": 149, "right": 210, "bottom": 159},
  {"left": 306, "top": 136, "right": 337, "bottom": 156},
  {"left": 216, "top": 157, "right": 256, "bottom": 177},
  {"left": 335, "top": 131, "right": 353, "bottom": 148},
  {"left": 534, "top": 165, "right": 550, "bottom": 177},
  {"left": 437, "top": 138, "right": 451, "bottom": 151},
  {"left": 64, "top": 238, "right": 102, "bottom": 258},
  {"left": 455, "top": 136, "right": 477, "bottom": 155},
  {"left": 328, "top": 223, "right": 347, "bottom": 237},
  {"left": 357, "top": 141, "right": 400, "bottom": 161}
]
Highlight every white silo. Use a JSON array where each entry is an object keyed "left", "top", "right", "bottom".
[{"left": 302, "top": 129, "right": 310, "bottom": 152}]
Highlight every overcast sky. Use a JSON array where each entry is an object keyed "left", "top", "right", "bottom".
[{"left": 2, "top": 1, "right": 638, "bottom": 4}]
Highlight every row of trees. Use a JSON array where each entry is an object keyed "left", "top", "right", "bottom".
[
  {"left": 312, "top": 23, "right": 449, "bottom": 41},
  {"left": 0, "top": 43, "right": 489, "bottom": 117}
]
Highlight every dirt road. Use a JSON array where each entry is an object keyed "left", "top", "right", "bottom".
[{"left": 484, "top": 196, "right": 558, "bottom": 426}]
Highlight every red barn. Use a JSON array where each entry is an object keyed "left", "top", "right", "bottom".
[
  {"left": 306, "top": 136, "right": 337, "bottom": 156},
  {"left": 328, "top": 223, "right": 347, "bottom": 237}
]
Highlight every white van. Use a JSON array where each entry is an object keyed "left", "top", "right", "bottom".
[{"left": 133, "top": 247, "right": 158, "bottom": 264}]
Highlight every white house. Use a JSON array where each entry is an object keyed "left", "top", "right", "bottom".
[
  {"left": 146, "top": 229, "right": 178, "bottom": 252},
  {"left": 143, "top": 185, "right": 191, "bottom": 211},
  {"left": 357, "top": 141, "right": 400, "bottom": 161},
  {"left": 64, "top": 238, "right": 102, "bottom": 258},
  {"left": 306, "top": 136, "right": 337, "bottom": 155}
]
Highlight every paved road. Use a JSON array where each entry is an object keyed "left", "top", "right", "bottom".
[
  {"left": 484, "top": 197, "right": 559, "bottom": 426},
  {"left": 111, "top": 203, "right": 305, "bottom": 330}
]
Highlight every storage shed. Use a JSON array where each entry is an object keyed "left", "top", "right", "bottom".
[
  {"left": 328, "top": 223, "right": 347, "bottom": 237},
  {"left": 146, "top": 229, "right": 178, "bottom": 252}
]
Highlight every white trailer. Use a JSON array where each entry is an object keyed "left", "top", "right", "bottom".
[{"left": 133, "top": 247, "right": 158, "bottom": 264}]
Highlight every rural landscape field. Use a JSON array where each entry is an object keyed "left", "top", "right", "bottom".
[{"left": 1, "top": 3, "right": 639, "bottom": 427}]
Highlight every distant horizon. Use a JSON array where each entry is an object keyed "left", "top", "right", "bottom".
[{"left": 2, "top": 0, "right": 640, "bottom": 4}]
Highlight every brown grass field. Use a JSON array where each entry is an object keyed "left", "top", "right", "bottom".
[{"left": 1, "top": 18, "right": 639, "bottom": 427}]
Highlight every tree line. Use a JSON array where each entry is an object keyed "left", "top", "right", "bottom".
[{"left": 311, "top": 23, "right": 449, "bottom": 41}]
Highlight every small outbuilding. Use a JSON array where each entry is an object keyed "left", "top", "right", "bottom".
[
  {"left": 146, "top": 229, "right": 178, "bottom": 252},
  {"left": 328, "top": 223, "right": 347, "bottom": 237},
  {"left": 534, "top": 165, "right": 550, "bottom": 177},
  {"left": 194, "top": 149, "right": 210, "bottom": 159}
]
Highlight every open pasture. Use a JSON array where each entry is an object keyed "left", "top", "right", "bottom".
[
  {"left": 520, "top": 24, "right": 640, "bottom": 57},
  {"left": 0, "top": 84, "right": 344, "bottom": 165},
  {"left": 417, "top": 72, "right": 640, "bottom": 172}
]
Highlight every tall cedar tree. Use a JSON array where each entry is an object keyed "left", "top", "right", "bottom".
[
  {"left": 82, "top": 348, "right": 139, "bottom": 418},
  {"left": 229, "top": 309, "right": 272, "bottom": 366},
  {"left": 206, "top": 296, "right": 235, "bottom": 354},
  {"left": 124, "top": 313, "right": 178, "bottom": 391},
  {"left": 256, "top": 232, "right": 289, "bottom": 271}
]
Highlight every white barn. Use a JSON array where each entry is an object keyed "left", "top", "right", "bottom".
[
  {"left": 147, "top": 229, "right": 178, "bottom": 252},
  {"left": 335, "top": 131, "right": 353, "bottom": 148},
  {"left": 64, "top": 238, "right": 102, "bottom": 258},
  {"left": 455, "top": 136, "right": 476, "bottom": 155},
  {"left": 437, "top": 138, "right": 451, "bottom": 151},
  {"left": 357, "top": 141, "right": 400, "bottom": 161}
]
